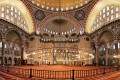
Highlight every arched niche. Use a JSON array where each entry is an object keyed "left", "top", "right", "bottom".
[
  {"left": 98, "top": 31, "right": 114, "bottom": 65},
  {"left": 5, "top": 30, "right": 22, "bottom": 65},
  {"left": 4, "top": 57, "right": 7, "bottom": 65},
  {"left": 17, "top": 58, "right": 21, "bottom": 65},
  {"left": 98, "top": 41, "right": 106, "bottom": 66},
  {"left": 99, "top": 30, "right": 115, "bottom": 65},
  {"left": 14, "top": 57, "right": 17, "bottom": 65},
  {"left": 110, "top": 33, "right": 120, "bottom": 66},
  {"left": 99, "top": 31, "right": 114, "bottom": 54}
]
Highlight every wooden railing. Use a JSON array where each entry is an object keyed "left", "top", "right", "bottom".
[{"left": 0, "top": 66, "right": 119, "bottom": 79}]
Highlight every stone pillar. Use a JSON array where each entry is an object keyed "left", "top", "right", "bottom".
[
  {"left": 115, "top": 43, "right": 118, "bottom": 55},
  {"left": 12, "top": 50, "right": 14, "bottom": 65},
  {"left": 115, "top": 42, "right": 119, "bottom": 65},
  {"left": 21, "top": 43, "right": 25, "bottom": 65},
  {"left": 105, "top": 48, "right": 108, "bottom": 66},
  {"left": 21, "top": 42, "right": 27, "bottom": 65},
  {"left": 1, "top": 37, "right": 5, "bottom": 65},
  {"left": 105, "top": 43, "right": 109, "bottom": 66},
  {"left": 95, "top": 45, "right": 99, "bottom": 66}
]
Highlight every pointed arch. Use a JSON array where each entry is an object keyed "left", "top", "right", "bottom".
[
  {"left": 98, "top": 29, "right": 114, "bottom": 41},
  {"left": 5, "top": 29, "right": 22, "bottom": 41}
]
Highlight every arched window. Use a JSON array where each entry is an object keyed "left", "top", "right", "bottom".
[
  {"left": 0, "top": 5, "right": 28, "bottom": 32},
  {"left": 92, "top": 5, "right": 120, "bottom": 32}
]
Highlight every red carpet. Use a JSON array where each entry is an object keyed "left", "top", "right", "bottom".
[
  {"left": 0, "top": 65, "right": 119, "bottom": 80},
  {"left": 11, "top": 65, "right": 106, "bottom": 70}
]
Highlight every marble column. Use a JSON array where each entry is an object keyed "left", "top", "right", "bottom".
[
  {"left": 105, "top": 48, "right": 108, "bottom": 66},
  {"left": 95, "top": 45, "right": 99, "bottom": 65},
  {"left": 12, "top": 50, "right": 14, "bottom": 65},
  {"left": 21, "top": 43, "right": 25, "bottom": 65}
]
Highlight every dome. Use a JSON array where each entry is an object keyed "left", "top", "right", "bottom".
[{"left": 29, "top": 0, "right": 92, "bottom": 11}]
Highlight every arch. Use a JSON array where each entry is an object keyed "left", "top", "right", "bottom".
[
  {"left": 17, "top": 58, "right": 21, "bottom": 65},
  {"left": 14, "top": 57, "right": 17, "bottom": 65},
  {"left": 71, "top": 33, "right": 77, "bottom": 37},
  {"left": 38, "top": 13, "right": 81, "bottom": 36},
  {"left": 5, "top": 30, "right": 23, "bottom": 56},
  {"left": 111, "top": 39, "right": 118, "bottom": 46},
  {"left": 0, "top": 0, "right": 34, "bottom": 33},
  {"left": 4, "top": 57, "right": 7, "bottom": 65},
  {"left": 98, "top": 39, "right": 107, "bottom": 48},
  {"left": 110, "top": 39, "right": 119, "bottom": 56},
  {"left": 97, "top": 29, "right": 114, "bottom": 43},
  {"left": 117, "top": 30, "right": 120, "bottom": 40},
  {"left": 99, "top": 30, "right": 113, "bottom": 40},
  {"left": 39, "top": 13, "right": 81, "bottom": 30},
  {"left": 8, "top": 57, "right": 12, "bottom": 65},
  {"left": 5, "top": 29, "right": 22, "bottom": 41},
  {"left": 86, "top": 0, "right": 120, "bottom": 33}
]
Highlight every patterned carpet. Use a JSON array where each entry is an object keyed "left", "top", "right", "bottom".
[
  {"left": 0, "top": 65, "right": 120, "bottom": 80},
  {"left": 0, "top": 71, "right": 120, "bottom": 80},
  {"left": 10, "top": 65, "right": 106, "bottom": 70}
]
